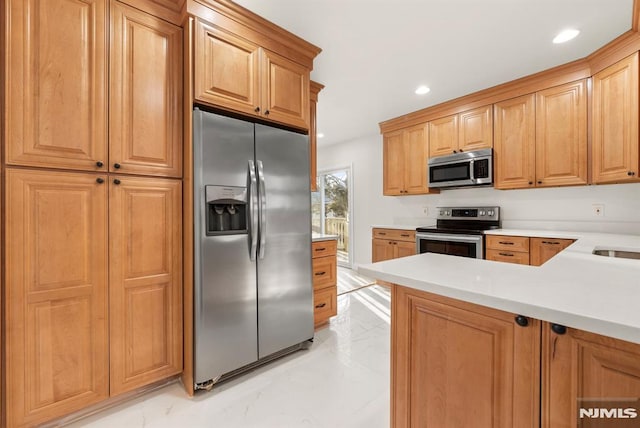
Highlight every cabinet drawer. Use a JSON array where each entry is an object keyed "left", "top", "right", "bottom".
[
  {"left": 486, "top": 235, "right": 530, "bottom": 252},
  {"left": 372, "top": 228, "right": 415, "bottom": 242},
  {"left": 486, "top": 249, "right": 530, "bottom": 265},
  {"left": 313, "top": 287, "right": 337, "bottom": 327},
  {"left": 311, "top": 239, "right": 337, "bottom": 258},
  {"left": 312, "top": 256, "right": 337, "bottom": 291}
]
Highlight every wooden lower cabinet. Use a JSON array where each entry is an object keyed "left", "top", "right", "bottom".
[
  {"left": 5, "top": 169, "right": 109, "bottom": 427},
  {"left": 109, "top": 177, "right": 183, "bottom": 396},
  {"left": 392, "top": 285, "right": 540, "bottom": 428},
  {"left": 312, "top": 240, "right": 338, "bottom": 327},
  {"left": 372, "top": 228, "right": 416, "bottom": 263},
  {"left": 542, "top": 323, "right": 640, "bottom": 428},
  {"left": 486, "top": 234, "right": 574, "bottom": 266},
  {"left": 392, "top": 285, "right": 640, "bottom": 428},
  {"left": 4, "top": 169, "right": 183, "bottom": 425},
  {"left": 530, "top": 238, "right": 574, "bottom": 266}
]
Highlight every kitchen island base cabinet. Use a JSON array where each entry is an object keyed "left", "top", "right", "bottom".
[{"left": 392, "top": 285, "right": 540, "bottom": 428}]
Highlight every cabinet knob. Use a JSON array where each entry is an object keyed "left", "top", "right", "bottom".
[
  {"left": 537, "top": 180, "right": 542, "bottom": 184},
  {"left": 96, "top": 161, "right": 104, "bottom": 167},
  {"left": 453, "top": 150, "right": 457, "bottom": 153},
  {"left": 255, "top": 107, "right": 260, "bottom": 113},
  {"left": 459, "top": 149, "right": 464, "bottom": 152},
  {"left": 528, "top": 181, "right": 533, "bottom": 185},
  {"left": 96, "top": 177, "right": 104, "bottom": 184},
  {"left": 514, "top": 315, "right": 529, "bottom": 327},
  {"left": 264, "top": 110, "right": 270, "bottom": 115},
  {"left": 628, "top": 171, "right": 635, "bottom": 176},
  {"left": 114, "top": 163, "right": 121, "bottom": 169},
  {"left": 114, "top": 179, "right": 121, "bottom": 185},
  {"left": 550, "top": 323, "right": 567, "bottom": 335}
]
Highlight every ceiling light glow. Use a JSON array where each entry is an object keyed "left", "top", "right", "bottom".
[
  {"left": 415, "top": 85, "right": 431, "bottom": 95},
  {"left": 553, "top": 29, "right": 580, "bottom": 44}
]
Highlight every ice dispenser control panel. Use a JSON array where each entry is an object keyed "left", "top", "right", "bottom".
[{"left": 205, "top": 185, "right": 248, "bottom": 235}]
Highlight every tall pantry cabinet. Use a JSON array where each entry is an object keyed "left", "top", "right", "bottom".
[{"left": 2, "top": 0, "right": 183, "bottom": 426}]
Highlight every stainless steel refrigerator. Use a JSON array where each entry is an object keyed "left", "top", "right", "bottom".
[{"left": 193, "top": 108, "right": 314, "bottom": 390}]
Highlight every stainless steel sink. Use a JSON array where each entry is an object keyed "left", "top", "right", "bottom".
[{"left": 593, "top": 249, "right": 640, "bottom": 260}]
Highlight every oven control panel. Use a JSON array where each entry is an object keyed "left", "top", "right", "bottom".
[{"left": 437, "top": 206, "right": 500, "bottom": 221}]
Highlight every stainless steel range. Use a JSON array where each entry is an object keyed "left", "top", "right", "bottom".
[{"left": 416, "top": 206, "right": 500, "bottom": 258}]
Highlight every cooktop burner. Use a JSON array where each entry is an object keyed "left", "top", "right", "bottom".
[{"left": 416, "top": 206, "right": 501, "bottom": 234}]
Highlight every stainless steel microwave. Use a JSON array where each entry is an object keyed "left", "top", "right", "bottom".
[{"left": 427, "top": 148, "right": 493, "bottom": 189}]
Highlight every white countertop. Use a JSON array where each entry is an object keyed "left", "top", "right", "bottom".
[
  {"left": 312, "top": 232, "right": 338, "bottom": 242},
  {"left": 371, "top": 225, "right": 426, "bottom": 230},
  {"left": 359, "top": 230, "right": 640, "bottom": 345}
]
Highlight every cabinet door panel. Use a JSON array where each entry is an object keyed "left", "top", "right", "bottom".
[
  {"left": 404, "top": 124, "right": 429, "bottom": 194},
  {"left": 536, "top": 80, "right": 587, "bottom": 187},
  {"left": 383, "top": 130, "right": 405, "bottom": 195},
  {"left": 542, "top": 325, "right": 640, "bottom": 428},
  {"left": 194, "top": 20, "right": 260, "bottom": 116},
  {"left": 5, "top": 0, "right": 108, "bottom": 171},
  {"left": 494, "top": 94, "right": 536, "bottom": 189},
  {"left": 5, "top": 169, "right": 108, "bottom": 427},
  {"left": 592, "top": 52, "right": 640, "bottom": 183},
  {"left": 392, "top": 287, "right": 540, "bottom": 428},
  {"left": 459, "top": 105, "right": 493, "bottom": 152},
  {"left": 261, "top": 49, "right": 310, "bottom": 129},
  {"left": 109, "top": 177, "right": 183, "bottom": 396},
  {"left": 372, "top": 239, "right": 395, "bottom": 262},
  {"left": 429, "top": 115, "right": 458, "bottom": 157},
  {"left": 396, "top": 241, "right": 416, "bottom": 259},
  {"left": 529, "top": 238, "right": 574, "bottom": 266},
  {"left": 110, "top": 2, "right": 183, "bottom": 177}
]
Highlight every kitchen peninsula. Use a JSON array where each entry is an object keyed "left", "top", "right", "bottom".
[{"left": 360, "top": 230, "right": 640, "bottom": 428}]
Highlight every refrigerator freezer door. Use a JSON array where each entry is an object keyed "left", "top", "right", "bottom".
[
  {"left": 255, "top": 124, "right": 314, "bottom": 359},
  {"left": 193, "top": 110, "right": 259, "bottom": 384}
]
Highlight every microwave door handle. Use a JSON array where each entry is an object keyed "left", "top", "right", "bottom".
[{"left": 469, "top": 159, "right": 475, "bottom": 181}]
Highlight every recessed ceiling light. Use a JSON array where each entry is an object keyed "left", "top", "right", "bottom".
[
  {"left": 415, "top": 85, "right": 431, "bottom": 95},
  {"left": 553, "top": 29, "right": 580, "bottom": 44},
  {"left": 317, "top": 133, "right": 324, "bottom": 138}
]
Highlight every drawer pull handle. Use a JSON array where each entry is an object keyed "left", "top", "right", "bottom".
[
  {"left": 378, "top": 232, "right": 387, "bottom": 236},
  {"left": 315, "top": 247, "right": 326, "bottom": 251},
  {"left": 315, "top": 303, "right": 327, "bottom": 309},
  {"left": 498, "top": 241, "right": 514, "bottom": 245},
  {"left": 498, "top": 252, "right": 514, "bottom": 257},
  {"left": 401, "top": 234, "right": 410, "bottom": 237},
  {"left": 315, "top": 271, "right": 326, "bottom": 276},
  {"left": 542, "top": 241, "right": 559, "bottom": 245}
]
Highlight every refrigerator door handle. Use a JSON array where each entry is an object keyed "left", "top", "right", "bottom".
[
  {"left": 248, "top": 160, "right": 259, "bottom": 261},
  {"left": 257, "top": 160, "right": 267, "bottom": 259}
]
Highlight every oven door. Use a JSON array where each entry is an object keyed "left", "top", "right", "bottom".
[{"left": 416, "top": 233, "right": 484, "bottom": 259}]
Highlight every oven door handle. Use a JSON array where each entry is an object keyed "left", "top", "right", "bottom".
[{"left": 416, "top": 233, "right": 483, "bottom": 243}]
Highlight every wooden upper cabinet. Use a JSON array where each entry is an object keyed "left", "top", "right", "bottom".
[
  {"left": 194, "top": 19, "right": 311, "bottom": 130},
  {"left": 404, "top": 124, "right": 429, "bottom": 194},
  {"left": 542, "top": 324, "right": 640, "bottom": 428},
  {"left": 194, "top": 20, "right": 261, "bottom": 117},
  {"left": 458, "top": 105, "right": 493, "bottom": 152},
  {"left": 5, "top": 0, "right": 108, "bottom": 172},
  {"left": 261, "top": 49, "right": 310, "bottom": 129},
  {"left": 383, "top": 125, "right": 435, "bottom": 195},
  {"left": 383, "top": 130, "right": 405, "bottom": 195},
  {"left": 494, "top": 94, "right": 536, "bottom": 189},
  {"left": 5, "top": 169, "right": 109, "bottom": 427},
  {"left": 110, "top": 2, "right": 183, "bottom": 178},
  {"left": 392, "top": 286, "right": 540, "bottom": 428},
  {"left": 536, "top": 80, "right": 587, "bottom": 187},
  {"left": 592, "top": 52, "right": 640, "bottom": 184},
  {"left": 109, "top": 177, "right": 182, "bottom": 396},
  {"left": 429, "top": 105, "right": 493, "bottom": 157},
  {"left": 429, "top": 114, "right": 458, "bottom": 157}
]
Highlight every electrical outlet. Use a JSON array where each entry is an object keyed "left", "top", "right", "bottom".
[
  {"left": 592, "top": 204, "right": 605, "bottom": 217},
  {"left": 421, "top": 206, "right": 429, "bottom": 215}
]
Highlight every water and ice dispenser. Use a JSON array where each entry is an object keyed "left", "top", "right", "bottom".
[{"left": 205, "top": 185, "right": 247, "bottom": 235}]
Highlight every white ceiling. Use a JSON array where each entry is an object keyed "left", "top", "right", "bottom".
[{"left": 235, "top": 0, "right": 634, "bottom": 146}]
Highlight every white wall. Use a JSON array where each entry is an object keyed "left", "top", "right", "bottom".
[{"left": 317, "top": 134, "right": 640, "bottom": 267}]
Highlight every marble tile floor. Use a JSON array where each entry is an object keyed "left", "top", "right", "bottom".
[
  {"left": 67, "top": 285, "right": 391, "bottom": 428},
  {"left": 337, "top": 267, "right": 376, "bottom": 295}
]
